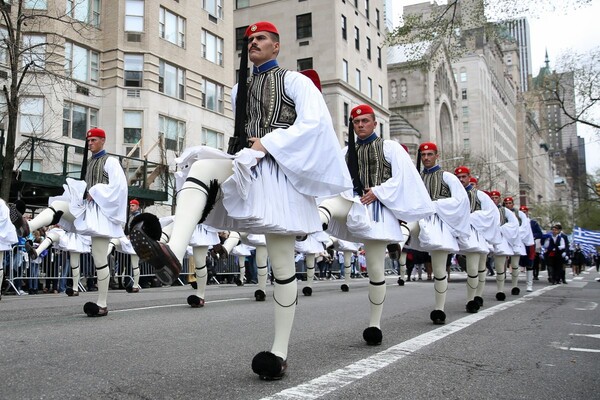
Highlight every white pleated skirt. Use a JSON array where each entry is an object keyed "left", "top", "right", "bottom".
[
  {"left": 189, "top": 224, "right": 220, "bottom": 247},
  {"left": 59, "top": 232, "right": 92, "bottom": 253},
  {"left": 231, "top": 243, "right": 255, "bottom": 257},
  {"left": 205, "top": 152, "right": 322, "bottom": 235},
  {"left": 457, "top": 226, "right": 489, "bottom": 254},
  {"left": 408, "top": 214, "right": 460, "bottom": 253},
  {"left": 295, "top": 231, "right": 329, "bottom": 254}
]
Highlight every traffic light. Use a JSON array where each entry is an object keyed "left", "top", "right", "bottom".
[{"left": 595, "top": 182, "right": 600, "bottom": 196}]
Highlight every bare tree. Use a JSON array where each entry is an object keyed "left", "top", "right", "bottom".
[{"left": 0, "top": 0, "right": 97, "bottom": 199}]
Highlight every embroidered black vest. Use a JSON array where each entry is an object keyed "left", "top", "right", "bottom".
[
  {"left": 85, "top": 154, "right": 109, "bottom": 190},
  {"left": 511, "top": 209, "right": 522, "bottom": 225},
  {"left": 421, "top": 169, "right": 451, "bottom": 200},
  {"left": 498, "top": 206, "right": 508, "bottom": 225},
  {"left": 246, "top": 67, "right": 296, "bottom": 137},
  {"left": 467, "top": 189, "right": 482, "bottom": 213},
  {"left": 348, "top": 136, "right": 392, "bottom": 187}
]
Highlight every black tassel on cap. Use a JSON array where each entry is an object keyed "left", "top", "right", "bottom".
[
  {"left": 347, "top": 118, "right": 364, "bottom": 196},
  {"left": 228, "top": 36, "right": 249, "bottom": 155}
]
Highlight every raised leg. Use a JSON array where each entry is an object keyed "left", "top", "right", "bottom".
[{"left": 28, "top": 201, "right": 74, "bottom": 232}]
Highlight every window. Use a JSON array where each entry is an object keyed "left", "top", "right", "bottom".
[
  {"left": 354, "top": 27, "right": 360, "bottom": 50},
  {"left": 377, "top": 46, "right": 381, "bottom": 68},
  {"left": 463, "top": 138, "right": 470, "bottom": 150},
  {"left": 379, "top": 122, "right": 384, "bottom": 137},
  {"left": 125, "top": 0, "right": 144, "bottom": 32},
  {"left": 365, "top": 0, "right": 370, "bottom": 19},
  {"left": 201, "top": 127, "right": 224, "bottom": 150},
  {"left": 367, "top": 77, "right": 373, "bottom": 98},
  {"left": 22, "top": 35, "right": 46, "bottom": 69},
  {"left": 203, "top": 0, "right": 223, "bottom": 19},
  {"left": 376, "top": 8, "right": 380, "bottom": 30},
  {"left": 62, "top": 102, "right": 98, "bottom": 140},
  {"left": 400, "top": 79, "right": 407, "bottom": 101},
  {"left": 366, "top": 37, "right": 371, "bottom": 59},
  {"left": 159, "top": 60, "right": 185, "bottom": 99},
  {"left": 354, "top": 0, "right": 358, "bottom": 7},
  {"left": 355, "top": 69, "right": 361, "bottom": 91},
  {"left": 462, "top": 106, "right": 469, "bottom": 117},
  {"left": 378, "top": 85, "right": 383, "bottom": 105},
  {"left": 235, "top": 26, "right": 246, "bottom": 51},
  {"left": 461, "top": 88, "right": 468, "bottom": 100},
  {"left": 342, "top": 59, "right": 348, "bottom": 82},
  {"left": 123, "top": 111, "right": 143, "bottom": 144},
  {"left": 236, "top": 0, "right": 249, "bottom": 8},
  {"left": 67, "top": 0, "right": 101, "bottom": 27},
  {"left": 460, "top": 67, "right": 467, "bottom": 82},
  {"left": 160, "top": 7, "right": 185, "bottom": 47},
  {"left": 24, "top": 0, "right": 47, "bottom": 9},
  {"left": 65, "top": 42, "right": 99, "bottom": 83},
  {"left": 124, "top": 54, "right": 143, "bottom": 87},
  {"left": 203, "top": 79, "right": 224, "bottom": 113},
  {"left": 297, "top": 57, "right": 313, "bottom": 71},
  {"left": 463, "top": 121, "right": 469, "bottom": 134},
  {"left": 341, "top": 15, "right": 347, "bottom": 40},
  {"left": 296, "top": 13, "right": 312, "bottom": 39},
  {"left": 21, "top": 159, "right": 43, "bottom": 172},
  {"left": 159, "top": 115, "right": 185, "bottom": 151},
  {"left": 343, "top": 102, "right": 349, "bottom": 126},
  {"left": 202, "top": 30, "right": 224, "bottom": 66},
  {"left": 20, "top": 97, "right": 44, "bottom": 134}
]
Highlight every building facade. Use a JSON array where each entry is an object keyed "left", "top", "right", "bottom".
[{"left": 234, "top": 0, "right": 390, "bottom": 145}]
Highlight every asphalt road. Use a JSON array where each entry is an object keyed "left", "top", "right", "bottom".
[{"left": 1, "top": 268, "right": 599, "bottom": 400}]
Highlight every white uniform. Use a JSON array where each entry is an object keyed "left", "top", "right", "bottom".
[{"left": 0, "top": 199, "right": 18, "bottom": 251}]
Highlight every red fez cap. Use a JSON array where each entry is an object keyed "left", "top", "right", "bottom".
[
  {"left": 86, "top": 128, "right": 105, "bottom": 139},
  {"left": 300, "top": 69, "right": 322, "bottom": 92},
  {"left": 351, "top": 104, "right": 374, "bottom": 119},
  {"left": 419, "top": 142, "right": 438, "bottom": 152},
  {"left": 129, "top": 199, "right": 139, "bottom": 206},
  {"left": 401, "top": 144, "right": 408, "bottom": 153},
  {"left": 490, "top": 190, "right": 501, "bottom": 197},
  {"left": 483, "top": 190, "right": 491, "bottom": 197},
  {"left": 454, "top": 166, "right": 470, "bottom": 175},
  {"left": 469, "top": 177, "right": 478, "bottom": 184},
  {"left": 519, "top": 205, "right": 528, "bottom": 212},
  {"left": 245, "top": 21, "right": 279, "bottom": 38},
  {"left": 503, "top": 197, "right": 514, "bottom": 203}
]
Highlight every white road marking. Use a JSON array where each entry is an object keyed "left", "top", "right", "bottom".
[
  {"left": 571, "top": 323, "right": 600, "bottom": 328},
  {"left": 259, "top": 285, "right": 557, "bottom": 400},
  {"left": 109, "top": 297, "right": 252, "bottom": 313},
  {"left": 574, "top": 302, "right": 598, "bottom": 311},
  {"left": 570, "top": 333, "right": 600, "bottom": 339},
  {"left": 550, "top": 343, "right": 600, "bottom": 353}
]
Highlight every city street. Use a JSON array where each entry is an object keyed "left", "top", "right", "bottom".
[{"left": 1, "top": 268, "right": 599, "bottom": 400}]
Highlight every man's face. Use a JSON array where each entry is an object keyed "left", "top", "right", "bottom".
[
  {"left": 129, "top": 203, "right": 139, "bottom": 213},
  {"left": 456, "top": 173, "right": 470, "bottom": 187},
  {"left": 491, "top": 195, "right": 500, "bottom": 205},
  {"left": 247, "top": 31, "right": 279, "bottom": 66},
  {"left": 552, "top": 227, "right": 560, "bottom": 235},
  {"left": 504, "top": 199, "right": 514, "bottom": 209},
  {"left": 352, "top": 114, "right": 377, "bottom": 140},
  {"left": 420, "top": 150, "right": 438, "bottom": 169},
  {"left": 87, "top": 137, "right": 105, "bottom": 154}
]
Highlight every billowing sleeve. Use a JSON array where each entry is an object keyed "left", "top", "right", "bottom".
[
  {"left": 471, "top": 191, "right": 501, "bottom": 243},
  {"left": 434, "top": 172, "right": 471, "bottom": 238},
  {"left": 501, "top": 207, "right": 520, "bottom": 245},
  {"left": 519, "top": 211, "right": 535, "bottom": 246},
  {"left": 234, "top": 72, "right": 352, "bottom": 197},
  {"left": 0, "top": 200, "right": 18, "bottom": 245},
  {"left": 370, "top": 141, "right": 435, "bottom": 222},
  {"left": 88, "top": 157, "right": 128, "bottom": 225}
]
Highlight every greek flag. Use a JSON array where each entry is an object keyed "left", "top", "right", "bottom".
[{"left": 572, "top": 226, "right": 600, "bottom": 247}]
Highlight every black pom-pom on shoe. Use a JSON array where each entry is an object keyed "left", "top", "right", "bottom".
[
  {"left": 252, "top": 351, "right": 287, "bottom": 380},
  {"left": 83, "top": 302, "right": 108, "bottom": 317},
  {"left": 397, "top": 278, "right": 405, "bottom": 286},
  {"left": 466, "top": 300, "right": 480, "bottom": 313},
  {"left": 254, "top": 289, "right": 266, "bottom": 301},
  {"left": 511, "top": 287, "right": 520, "bottom": 295},
  {"left": 362, "top": 326, "right": 383, "bottom": 345},
  {"left": 302, "top": 286, "right": 312, "bottom": 296},
  {"left": 474, "top": 296, "right": 484, "bottom": 307},
  {"left": 187, "top": 295, "right": 205, "bottom": 308},
  {"left": 496, "top": 292, "right": 506, "bottom": 301},
  {"left": 341, "top": 284, "right": 349, "bottom": 292},
  {"left": 430, "top": 309, "right": 446, "bottom": 325}
]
